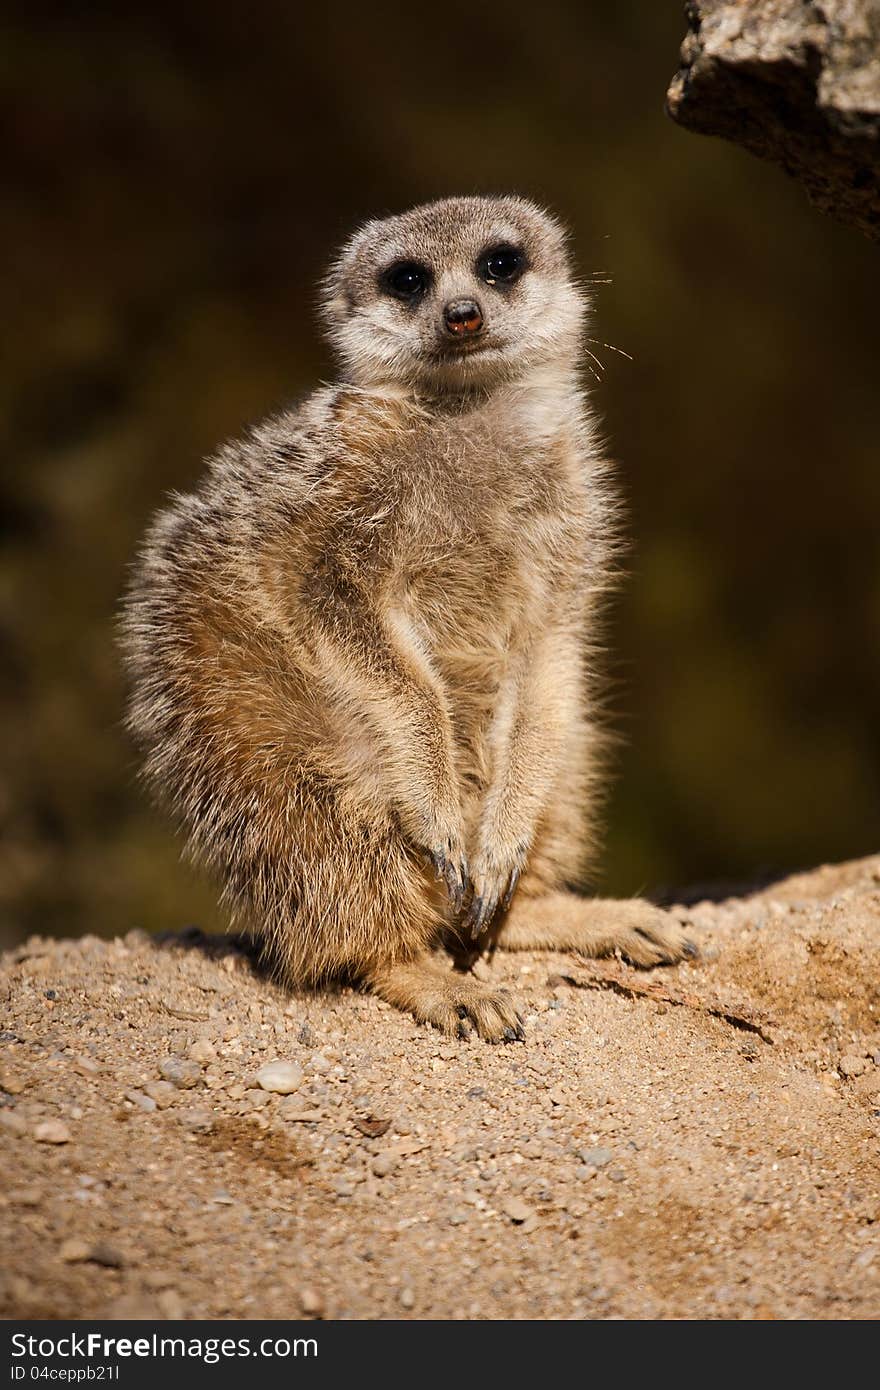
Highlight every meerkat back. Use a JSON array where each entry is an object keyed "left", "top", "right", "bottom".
[{"left": 120, "top": 195, "right": 693, "bottom": 1041}]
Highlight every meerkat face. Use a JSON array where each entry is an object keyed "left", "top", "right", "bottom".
[{"left": 322, "top": 196, "right": 585, "bottom": 392}]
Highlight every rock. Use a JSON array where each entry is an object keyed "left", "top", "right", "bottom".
[
  {"left": 353, "top": 1115, "right": 392, "bottom": 1138},
  {"left": 309, "top": 1054, "right": 332, "bottom": 1074},
  {"left": 255, "top": 1060, "right": 303, "bottom": 1094},
  {"left": 144, "top": 1080, "right": 177, "bottom": 1109},
  {"left": 299, "top": 1287, "right": 325, "bottom": 1318},
  {"left": 73, "top": 1055, "right": 101, "bottom": 1076},
  {"left": 399, "top": 1285, "right": 416, "bottom": 1309},
  {"left": 179, "top": 1108, "right": 214, "bottom": 1133},
  {"left": 277, "top": 1098, "right": 322, "bottom": 1122},
  {"left": 89, "top": 1242, "right": 125, "bottom": 1269},
  {"left": 0, "top": 1071, "right": 25, "bottom": 1094},
  {"left": 854, "top": 1071, "right": 880, "bottom": 1101},
  {"left": 10, "top": 1187, "right": 42, "bottom": 1207},
  {"left": 578, "top": 1147, "right": 613, "bottom": 1169},
  {"left": 608, "top": 1169, "right": 627, "bottom": 1183},
  {"left": 33, "top": 1119, "right": 71, "bottom": 1144},
  {"left": 157, "top": 1288, "right": 185, "bottom": 1319},
  {"left": 158, "top": 1057, "right": 202, "bottom": 1089},
  {"left": 839, "top": 1054, "right": 867, "bottom": 1079},
  {"left": 59, "top": 1237, "right": 91, "bottom": 1263},
  {"left": 0, "top": 1110, "right": 27, "bottom": 1137},
  {"left": 503, "top": 1197, "right": 535, "bottom": 1224},
  {"left": 188, "top": 1038, "right": 216, "bottom": 1066},
  {"left": 244, "top": 1089, "right": 272, "bottom": 1110},
  {"left": 125, "top": 1089, "right": 157, "bottom": 1112},
  {"left": 371, "top": 1152, "right": 399, "bottom": 1178},
  {"left": 667, "top": 0, "right": 880, "bottom": 241}
]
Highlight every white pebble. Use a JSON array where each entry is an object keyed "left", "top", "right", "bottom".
[{"left": 256, "top": 1060, "right": 303, "bottom": 1094}]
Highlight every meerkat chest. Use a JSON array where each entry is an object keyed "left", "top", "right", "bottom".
[{"left": 396, "top": 414, "right": 587, "bottom": 638}]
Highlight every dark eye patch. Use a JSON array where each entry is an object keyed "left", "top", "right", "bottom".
[
  {"left": 381, "top": 261, "right": 431, "bottom": 301},
  {"left": 479, "top": 244, "right": 526, "bottom": 286}
]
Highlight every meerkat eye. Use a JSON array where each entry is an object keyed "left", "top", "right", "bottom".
[
  {"left": 479, "top": 245, "right": 525, "bottom": 286},
  {"left": 382, "top": 261, "right": 431, "bottom": 301}
]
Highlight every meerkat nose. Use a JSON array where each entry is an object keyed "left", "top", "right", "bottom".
[{"left": 444, "top": 299, "right": 484, "bottom": 336}]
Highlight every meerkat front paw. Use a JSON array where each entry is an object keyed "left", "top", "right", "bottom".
[
  {"left": 596, "top": 901, "right": 698, "bottom": 967},
  {"left": 462, "top": 844, "right": 527, "bottom": 940},
  {"left": 411, "top": 974, "right": 526, "bottom": 1042},
  {"left": 366, "top": 956, "right": 526, "bottom": 1042}
]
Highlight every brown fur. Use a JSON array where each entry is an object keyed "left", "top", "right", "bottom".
[{"left": 120, "top": 196, "right": 693, "bottom": 1041}]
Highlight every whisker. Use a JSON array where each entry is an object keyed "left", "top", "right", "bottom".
[
  {"left": 587, "top": 338, "right": 634, "bottom": 362},
  {"left": 582, "top": 346, "right": 606, "bottom": 380}
]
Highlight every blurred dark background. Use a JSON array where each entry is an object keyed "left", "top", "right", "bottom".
[{"left": 2, "top": 1, "right": 878, "bottom": 948}]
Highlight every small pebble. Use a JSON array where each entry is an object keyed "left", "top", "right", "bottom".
[
  {"left": 372, "top": 1152, "right": 398, "bottom": 1178},
  {"left": 179, "top": 1108, "right": 214, "bottom": 1133},
  {"left": 256, "top": 1060, "right": 303, "bottom": 1094},
  {"left": 578, "top": 1147, "right": 612, "bottom": 1169},
  {"left": 144, "top": 1081, "right": 177, "bottom": 1109},
  {"left": 503, "top": 1197, "right": 535, "bottom": 1224},
  {"left": 0, "top": 1111, "right": 27, "bottom": 1137},
  {"left": 399, "top": 1286, "right": 416, "bottom": 1309},
  {"left": 89, "top": 1243, "right": 125, "bottom": 1269},
  {"left": 59, "top": 1238, "right": 91, "bottom": 1264},
  {"left": 157, "top": 1288, "right": 185, "bottom": 1319},
  {"left": 10, "top": 1187, "right": 42, "bottom": 1207},
  {"left": 158, "top": 1057, "right": 202, "bottom": 1090},
  {"left": 839, "top": 1054, "right": 867, "bottom": 1079},
  {"left": 189, "top": 1038, "right": 216, "bottom": 1066},
  {"left": 34, "top": 1119, "right": 71, "bottom": 1145},
  {"left": 299, "top": 1288, "right": 325, "bottom": 1318},
  {"left": 125, "top": 1090, "right": 157, "bottom": 1113}
]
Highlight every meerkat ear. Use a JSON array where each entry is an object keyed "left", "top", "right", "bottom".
[
  {"left": 319, "top": 217, "right": 384, "bottom": 333},
  {"left": 319, "top": 260, "right": 352, "bottom": 334}
]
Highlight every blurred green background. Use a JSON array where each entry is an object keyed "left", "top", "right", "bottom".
[{"left": 2, "top": 2, "right": 878, "bottom": 948}]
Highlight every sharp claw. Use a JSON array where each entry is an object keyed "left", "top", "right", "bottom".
[
  {"left": 502, "top": 1026, "right": 517, "bottom": 1043},
  {"left": 501, "top": 866, "right": 521, "bottom": 912},
  {"left": 443, "top": 860, "right": 462, "bottom": 912},
  {"left": 682, "top": 938, "right": 699, "bottom": 959},
  {"left": 467, "top": 897, "right": 486, "bottom": 941}
]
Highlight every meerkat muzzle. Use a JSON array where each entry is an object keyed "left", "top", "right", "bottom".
[{"left": 444, "top": 299, "right": 484, "bottom": 336}]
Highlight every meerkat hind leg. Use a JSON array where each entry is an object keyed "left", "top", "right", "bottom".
[
  {"left": 366, "top": 954, "right": 525, "bottom": 1042},
  {"left": 498, "top": 892, "right": 696, "bottom": 967}
]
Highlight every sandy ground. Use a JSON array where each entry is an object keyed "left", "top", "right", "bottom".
[{"left": 2, "top": 855, "right": 879, "bottom": 1321}]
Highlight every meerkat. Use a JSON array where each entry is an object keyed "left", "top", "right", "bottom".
[{"left": 120, "top": 194, "right": 694, "bottom": 1041}]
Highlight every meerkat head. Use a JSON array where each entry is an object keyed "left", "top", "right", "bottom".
[{"left": 322, "top": 196, "right": 585, "bottom": 393}]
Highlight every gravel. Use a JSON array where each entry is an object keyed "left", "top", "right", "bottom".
[{"left": 2, "top": 854, "right": 880, "bottom": 1320}]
